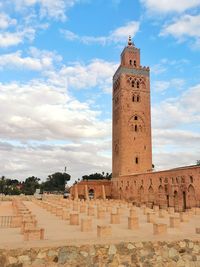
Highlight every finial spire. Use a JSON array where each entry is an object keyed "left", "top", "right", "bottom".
[
  {"left": 128, "top": 35, "right": 132, "bottom": 46},
  {"left": 128, "top": 35, "right": 135, "bottom": 46}
]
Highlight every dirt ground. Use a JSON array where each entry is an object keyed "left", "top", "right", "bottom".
[{"left": 0, "top": 199, "right": 199, "bottom": 249}]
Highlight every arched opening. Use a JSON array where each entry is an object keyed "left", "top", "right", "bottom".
[
  {"left": 137, "top": 81, "right": 139, "bottom": 88},
  {"left": 132, "top": 95, "right": 135, "bottom": 102},
  {"left": 158, "top": 185, "right": 166, "bottom": 208},
  {"left": 88, "top": 189, "right": 95, "bottom": 199},
  {"left": 174, "top": 191, "right": 179, "bottom": 212},
  {"left": 137, "top": 95, "right": 140, "bottom": 102},
  {"left": 188, "top": 184, "right": 196, "bottom": 207},
  {"left": 183, "top": 191, "right": 186, "bottom": 210},
  {"left": 138, "top": 186, "right": 144, "bottom": 203},
  {"left": 188, "top": 184, "right": 195, "bottom": 194},
  {"left": 132, "top": 81, "right": 135, "bottom": 87},
  {"left": 134, "top": 60, "right": 136, "bottom": 67},
  {"left": 148, "top": 186, "right": 154, "bottom": 203},
  {"left": 129, "top": 60, "right": 132, "bottom": 66},
  {"left": 158, "top": 185, "right": 164, "bottom": 194},
  {"left": 119, "top": 187, "right": 122, "bottom": 199}
]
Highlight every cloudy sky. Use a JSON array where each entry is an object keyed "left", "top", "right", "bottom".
[{"left": 0, "top": 0, "right": 200, "bottom": 183}]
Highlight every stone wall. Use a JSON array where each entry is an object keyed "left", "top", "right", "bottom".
[
  {"left": 70, "top": 180, "right": 112, "bottom": 199},
  {"left": 0, "top": 240, "right": 200, "bottom": 267},
  {"left": 112, "top": 165, "right": 200, "bottom": 211}
]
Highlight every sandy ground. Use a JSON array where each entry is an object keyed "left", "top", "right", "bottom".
[{"left": 0, "top": 200, "right": 199, "bottom": 249}]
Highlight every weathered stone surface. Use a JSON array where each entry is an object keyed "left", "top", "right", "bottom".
[
  {"left": 179, "top": 241, "right": 186, "bottom": 248},
  {"left": 0, "top": 240, "right": 200, "bottom": 267},
  {"left": 127, "top": 243, "right": 134, "bottom": 250},
  {"left": 80, "top": 251, "right": 88, "bottom": 257},
  {"left": 169, "top": 248, "right": 178, "bottom": 258},
  {"left": 8, "top": 256, "right": 18, "bottom": 265},
  {"left": 31, "top": 258, "right": 45, "bottom": 266},
  {"left": 37, "top": 251, "right": 46, "bottom": 259},
  {"left": 108, "top": 245, "right": 117, "bottom": 255},
  {"left": 18, "top": 255, "right": 30, "bottom": 263}
]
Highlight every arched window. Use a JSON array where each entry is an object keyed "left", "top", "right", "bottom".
[
  {"left": 137, "top": 95, "right": 140, "bottom": 102},
  {"left": 158, "top": 185, "right": 164, "bottom": 194},
  {"left": 88, "top": 189, "right": 95, "bottom": 199},
  {"left": 135, "top": 125, "right": 138, "bottom": 132},
  {"left": 190, "top": 176, "right": 193, "bottom": 183},
  {"left": 130, "top": 60, "right": 132, "bottom": 65},
  {"left": 135, "top": 157, "right": 139, "bottom": 164},
  {"left": 134, "top": 60, "right": 136, "bottom": 67},
  {"left": 132, "top": 81, "right": 135, "bottom": 87},
  {"left": 132, "top": 95, "right": 135, "bottom": 102},
  {"left": 137, "top": 81, "right": 140, "bottom": 88},
  {"left": 134, "top": 116, "right": 138, "bottom": 120}
]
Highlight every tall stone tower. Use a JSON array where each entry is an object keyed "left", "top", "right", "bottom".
[{"left": 112, "top": 37, "right": 152, "bottom": 178}]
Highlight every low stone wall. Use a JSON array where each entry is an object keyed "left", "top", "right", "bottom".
[{"left": 0, "top": 240, "right": 200, "bottom": 267}]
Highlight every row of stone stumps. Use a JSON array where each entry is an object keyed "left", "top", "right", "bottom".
[{"left": 34, "top": 197, "right": 200, "bottom": 238}]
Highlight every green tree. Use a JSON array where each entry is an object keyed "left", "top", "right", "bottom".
[
  {"left": 0, "top": 176, "right": 6, "bottom": 193},
  {"left": 0, "top": 176, "right": 22, "bottom": 195},
  {"left": 196, "top": 160, "right": 200, "bottom": 166},
  {"left": 41, "top": 172, "right": 70, "bottom": 192},
  {"left": 22, "top": 176, "right": 40, "bottom": 195},
  {"left": 82, "top": 172, "right": 112, "bottom": 181}
]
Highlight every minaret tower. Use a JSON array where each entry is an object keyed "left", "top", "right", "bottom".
[{"left": 112, "top": 37, "right": 152, "bottom": 178}]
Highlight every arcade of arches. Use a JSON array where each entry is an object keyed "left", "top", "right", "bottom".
[
  {"left": 70, "top": 166, "right": 200, "bottom": 212},
  {"left": 111, "top": 166, "right": 200, "bottom": 211}
]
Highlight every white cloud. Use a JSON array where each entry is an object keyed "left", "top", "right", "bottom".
[
  {"left": 0, "top": 140, "right": 112, "bottom": 182},
  {"left": 152, "top": 84, "right": 200, "bottom": 129},
  {"left": 0, "top": 49, "right": 116, "bottom": 180},
  {"left": 0, "top": 80, "right": 111, "bottom": 142},
  {"left": 0, "top": 27, "right": 35, "bottom": 48},
  {"left": 45, "top": 59, "right": 118, "bottom": 93},
  {"left": 109, "top": 21, "right": 140, "bottom": 43},
  {"left": 153, "top": 78, "right": 185, "bottom": 92},
  {"left": 152, "top": 83, "right": 200, "bottom": 169},
  {"left": 61, "top": 21, "right": 140, "bottom": 45},
  {"left": 161, "top": 15, "right": 200, "bottom": 41},
  {"left": 153, "top": 151, "right": 199, "bottom": 171},
  {"left": 151, "top": 58, "right": 190, "bottom": 75},
  {"left": 140, "top": 0, "right": 200, "bottom": 13},
  {"left": 0, "top": 55, "right": 113, "bottom": 180},
  {"left": 11, "top": 0, "right": 79, "bottom": 21},
  {"left": 0, "top": 48, "right": 62, "bottom": 70},
  {"left": 0, "top": 13, "right": 17, "bottom": 29}
]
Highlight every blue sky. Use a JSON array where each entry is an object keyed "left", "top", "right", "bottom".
[{"left": 0, "top": 0, "right": 200, "bottom": 182}]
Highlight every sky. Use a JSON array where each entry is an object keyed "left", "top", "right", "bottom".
[{"left": 0, "top": 0, "right": 200, "bottom": 183}]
